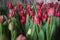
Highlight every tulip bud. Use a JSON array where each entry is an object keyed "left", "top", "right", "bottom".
[
  {"left": 8, "top": 22, "right": 13, "bottom": 31},
  {"left": 8, "top": 3, "right": 13, "bottom": 9},
  {"left": 27, "top": 28, "right": 32, "bottom": 35}
]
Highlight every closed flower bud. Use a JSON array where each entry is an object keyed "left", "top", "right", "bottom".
[
  {"left": 8, "top": 22, "right": 13, "bottom": 31},
  {"left": 27, "top": 28, "right": 32, "bottom": 35},
  {"left": 8, "top": 3, "right": 13, "bottom": 9}
]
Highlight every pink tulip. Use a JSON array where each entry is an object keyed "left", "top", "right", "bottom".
[
  {"left": 48, "top": 8, "right": 54, "bottom": 16},
  {"left": 9, "top": 11, "right": 14, "bottom": 18},
  {"left": 17, "top": 4, "right": 24, "bottom": 10},
  {"left": 16, "top": 35, "right": 26, "bottom": 40},
  {"left": 21, "top": 37, "right": 26, "bottom": 40}
]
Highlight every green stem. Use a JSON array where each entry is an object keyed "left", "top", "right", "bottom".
[
  {"left": 35, "top": 24, "right": 38, "bottom": 40},
  {"left": 11, "top": 30, "right": 16, "bottom": 40},
  {"left": 0, "top": 23, "right": 2, "bottom": 40},
  {"left": 11, "top": 31, "right": 12, "bottom": 40},
  {"left": 46, "top": 27, "right": 49, "bottom": 40},
  {"left": 49, "top": 16, "right": 53, "bottom": 40}
]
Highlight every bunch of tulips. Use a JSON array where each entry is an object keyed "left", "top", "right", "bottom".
[{"left": 0, "top": 1, "right": 60, "bottom": 40}]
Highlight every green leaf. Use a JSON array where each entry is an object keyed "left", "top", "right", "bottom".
[
  {"left": 3, "top": 21, "right": 8, "bottom": 26},
  {"left": 56, "top": 18, "right": 60, "bottom": 26},
  {"left": 25, "top": 15, "right": 30, "bottom": 32},
  {"left": 11, "top": 17, "right": 16, "bottom": 22},
  {"left": 43, "top": 22, "right": 49, "bottom": 32},
  {"left": 11, "top": 30, "right": 17, "bottom": 40},
  {"left": 38, "top": 29, "right": 44, "bottom": 40},
  {"left": 0, "top": 23, "right": 2, "bottom": 40},
  {"left": 30, "top": 22, "right": 36, "bottom": 39},
  {"left": 50, "top": 23, "right": 55, "bottom": 39}
]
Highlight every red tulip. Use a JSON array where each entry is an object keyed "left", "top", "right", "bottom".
[
  {"left": 26, "top": 11, "right": 30, "bottom": 16},
  {"left": 21, "top": 16, "right": 26, "bottom": 23},
  {"left": 42, "top": 4, "right": 47, "bottom": 9},
  {"left": 51, "top": 2, "right": 54, "bottom": 7},
  {"left": 37, "top": 11, "right": 42, "bottom": 18},
  {"left": 20, "top": 11, "right": 24, "bottom": 16},
  {"left": 31, "top": 16, "right": 34, "bottom": 22},
  {"left": 29, "top": 11, "right": 34, "bottom": 16},
  {"left": 44, "top": 14, "right": 48, "bottom": 19},
  {"left": 48, "top": 8, "right": 54, "bottom": 16},
  {"left": 8, "top": 3, "right": 13, "bottom": 9},
  {"left": 35, "top": 2, "right": 40, "bottom": 5},
  {"left": 55, "top": 11, "right": 60, "bottom": 18},
  {"left": 41, "top": 16, "right": 44, "bottom": 21},
  {"left": 12, "top": 8, "right": 18, "bottom": 13},
  {"left": 37, "top": 6, "right": 41, "bottom": 11},
  {"left": 58, "top": 0, "right": 60, "bottom": 1},
  {"left": 47, "top": 3, "right": 51, "bottom": 8},
  {"left": 44, "top": 9, "right": 47, "bottom": 14},
  {"left": 58, "top": 6, "right": 60, "bottom": 11},
  {"left": 54, "top": 2, "right": 58, "bottom": 9},
  {"left": 17, "top": 4, "right": 24, "bottom": 10},
  {"left": 27, "top": 4, "right": 31, "bottom": 11},
  {"left": 36, "top": 18, "right": 40, "bottom": 25},
  {"left": 17, "top": 4, "right": 21, "bottom": 9}
]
